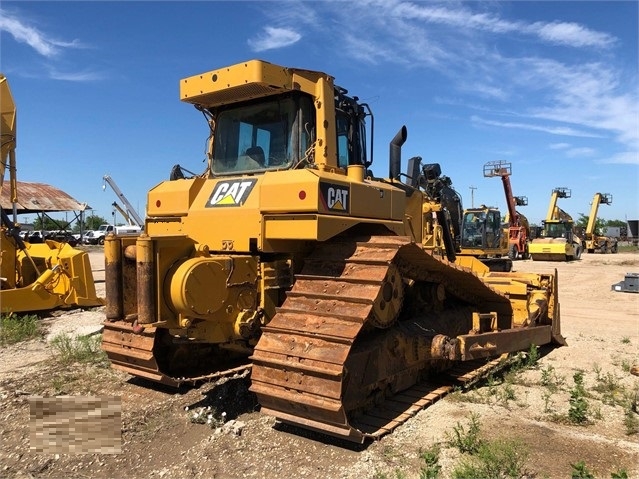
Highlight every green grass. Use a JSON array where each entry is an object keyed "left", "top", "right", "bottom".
[
  {"left": 0, "top": 313, "right": 44, "bottom": 345},
  {"left": 451, "top": 438, "right": 529, "bottom": 479},
  {"left": 418, "top": 444, "right": 442, "bottom": 479},
  {"left": 446, "top": 413, "right": 483, "bottom": 454},
  {"left": 570, "top": 460, "right": 595, "bottom": 478},
  {"left": 49, "top": 333, "right": 108, "bottom": 366},
  {"left": 568, "top": 371, "right": 590, "bottom": 424}
]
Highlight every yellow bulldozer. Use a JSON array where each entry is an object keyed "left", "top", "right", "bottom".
[
  {"left": 528, "top": 187, "right": 582, "bottom": 261},
  {"left": 584, "top": 193, "right": 617, "bottom": 254},
  {"left": 0, "top": 74, "right": 103, "bottom": 313},
  {"left": 102, "top": 60, "right": 564, "bottom": 443}
]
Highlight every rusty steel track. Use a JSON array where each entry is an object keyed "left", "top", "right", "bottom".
[
  {"left": 102, "top": 320, "right": 252, "bottom": 387},
  {"left": 249, "top": 235, "right": 514, "bottom": 443},
  {"left": 350, "top": 355, "right": 510, "bottom": 438}
]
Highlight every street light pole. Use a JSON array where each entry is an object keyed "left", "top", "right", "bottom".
[{"left": 469, "top": 185, "right": 477, "bottom": 208}]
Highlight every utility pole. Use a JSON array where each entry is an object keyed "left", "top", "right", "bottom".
[{"left": 469, "top": 185, "right": 477, "bottom": 208}]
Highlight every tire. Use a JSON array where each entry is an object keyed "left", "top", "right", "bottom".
[
  {"left": 522, "top": 244, "right": 530, "bottom": 260},
  {"left": 508, "top": 244, "right": 518, "bottom": 260},
  {"left": 98, "top": 236, "right": 105, "bottom": 246},
  {"left": 574, "top": 245, "right": 582, "bottom": 259},
  {"left": 611, "top": 243, "right": 618, "bottom": 254}
]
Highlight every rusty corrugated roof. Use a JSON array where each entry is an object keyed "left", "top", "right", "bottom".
[{"left": 0, "top": 181, "right": 91, "bottom": 214}]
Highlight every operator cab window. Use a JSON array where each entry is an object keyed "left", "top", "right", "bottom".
[
  {"left": 335, "top": 111, "right": 367, "bottom": 170},
  {"left": 211, "top": 94, "right": 313, "bottom": 175}
]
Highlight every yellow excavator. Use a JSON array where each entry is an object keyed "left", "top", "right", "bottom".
[
  {"left": 528, "top": 187, "right": 582, "bottom": 261},
  {"left": 584, "top": 193, "right": 617, "bottom": 254},
  {"left": 0, "top": 74, "right": 103, "bottom": 313},
  {"left": 102, "top": 59, "right": 564, "bottom": 443},
  {"left": 456, "top": 204, "right": 512, "bottom": 271}
]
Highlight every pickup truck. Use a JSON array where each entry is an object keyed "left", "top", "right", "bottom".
[{"left": 83, "top": 224, "right": 141, "bottom": 245}]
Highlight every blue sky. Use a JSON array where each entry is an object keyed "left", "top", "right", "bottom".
[{"left": 1, "top": 1, "right": 637, "bottom": 227}]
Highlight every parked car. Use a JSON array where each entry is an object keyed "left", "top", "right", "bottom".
[
  {"left": 46, "top": 230, "right": 79, "bottom": 247},
  {"left": 84, "top": 224, "right": 141, "bottom": 245},
  {"left": 83, "top": 231, "right": 99, "bottom": 245}
]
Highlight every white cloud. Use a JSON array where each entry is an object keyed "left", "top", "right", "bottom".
[
  {"left": 0, "top": 8, "right": 83, "bottom": 57},
  {"left": 565, "top": 147, "right": 595, "bottom": 158},
  {"left": 596, "top": 151, "right": 639, "bottom": 165},
  {"left": 532, "top": 21, "right": 616, "bottom": 48},
  {"left": 392, "top": 2, "right": 616, "bottom": 48},
  {"left": 47, "top": 67, "right": 104, "bottom": 82},
  {"left": 247, "top": 26, "right": 301, "bottom": 52},
  {"left": 549, "top": 143, "right": 571, "bottom": 150},
  {"left": 471, "top": 116, "right": 603, "bottom": 138}
]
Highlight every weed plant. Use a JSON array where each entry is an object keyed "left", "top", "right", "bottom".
[
  {"left": 50, "top": 333, "right": 108, "bottom": 366},
  {"left": 0, "top": 313, "right": 43, "bottom": 345}
]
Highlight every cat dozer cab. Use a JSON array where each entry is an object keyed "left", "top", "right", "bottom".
[
  {"left": 0, "top": 74, "right": 103, "bottom": 313},
  {"left": 529, "top": 187, "right": 582, "bottom": 262},
  {"left": 584, "top": 193, "right": 617, "bottom": 254},
  {"left": 102, "top": 60, "right": 564, "bottom": 443},
  {"left": 483, "top": 161, "right": 530, "bottom": 260}
]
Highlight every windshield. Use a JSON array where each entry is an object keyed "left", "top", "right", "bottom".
[
  {"left": 544, "top": 222, "right": 571, "bottom": 238},
  {"left": 461, "top": 210, "right": 501, "bottom": 248},
  {"left": 211, "top": 93, "right": 314, "bottom": 175}
]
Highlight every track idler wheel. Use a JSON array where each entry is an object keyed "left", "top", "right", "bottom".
[{"left": 370, "top": 263, "right": 404, "bottom": 329}]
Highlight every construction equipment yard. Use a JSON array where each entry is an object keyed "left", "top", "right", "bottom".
[{"left": 0, "top": 249, "right": 637, "bottom": 479}]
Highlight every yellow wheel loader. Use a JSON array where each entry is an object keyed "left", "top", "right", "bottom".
[
  {"left": 102, "top": 60, "right": 564, "bottom": 443},
  {"left": 528, "top": 187, "right": 582, "bottom": 261},
  {"left": 584, "top": 193, "right": 617, "bottom": 254},
  {"left": 0, "top": 74, "right": 103, "bottom": 313}
]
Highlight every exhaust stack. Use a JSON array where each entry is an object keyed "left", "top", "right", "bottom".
[{"left": 389, "top": 126, "right": 407, "bottom": 181}]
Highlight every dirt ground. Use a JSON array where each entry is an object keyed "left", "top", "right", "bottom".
[{"left": 0, "top": 250, "right": 637, "bottom": 479}]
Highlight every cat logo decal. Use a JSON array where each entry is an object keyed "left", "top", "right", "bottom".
[
  {"left": 207, "top": 179, "right": 257, "bottom": 207},
  {"left": 319, "top": 182, "right": 350, "bottom": 213}
]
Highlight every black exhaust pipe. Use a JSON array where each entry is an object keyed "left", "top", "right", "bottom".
[{"left": 389, "top": 126, "right": 407, "bottom": 181}]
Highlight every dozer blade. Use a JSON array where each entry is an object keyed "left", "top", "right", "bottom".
[{"left": 0, "top": 241, "right": 104, "bottom": 313}]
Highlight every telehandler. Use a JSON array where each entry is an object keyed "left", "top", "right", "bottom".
[
  {"left": 483, "top": 161, "right": 530, "bottom": 260},
  {"left": 584, "top": 193, "right": 617, "bottom": 254},
  {"left": 528, "top": 187, "right": 582, "bottom": 261}
]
